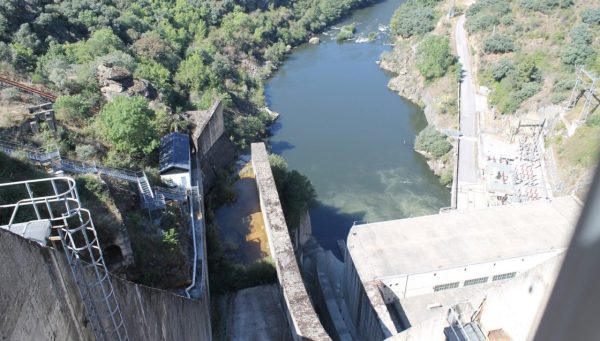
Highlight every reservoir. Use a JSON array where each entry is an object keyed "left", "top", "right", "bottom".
[{"left": 265, "top": 0, "right": 450, "bottom": 252}]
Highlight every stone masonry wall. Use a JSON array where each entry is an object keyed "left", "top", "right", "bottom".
[{"left": 251, "top": 142, "right": 332, "bottom": 341}]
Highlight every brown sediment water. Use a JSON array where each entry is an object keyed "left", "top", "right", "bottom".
[{"left": 216, "top": 163, "right": 270, "bottom": 264}]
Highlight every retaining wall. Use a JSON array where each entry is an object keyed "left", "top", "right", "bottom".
[
  {"left": 251, "top": 142, "right": 332, "bottom": 341},
  {"left": 0, "top": 228, "right": 211, "bottom": 341}
]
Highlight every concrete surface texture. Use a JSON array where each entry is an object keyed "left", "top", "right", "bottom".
[
  {"left": 251, "top": 142, "right": 332, "bottom": 341},
  {"left": 0, "top": 228, "right": 212, "bottom": 341},
  {"left": 227, "top": 284, "right": 293, "bottom": 341},
  {"left": 455, "top": 15, "right": 479, "bottom": 186},
  {"left": 343, "top": 197, "right": 580, "bottom": 340},
  {"left": 389, "top": 257, "right": 563, "bottom": 341},
  {"left": 347, "top": 196, "right": 580, "bottom": 281},
  {"left": 189, "top": 100, "right": 225, "bottom": 158}
]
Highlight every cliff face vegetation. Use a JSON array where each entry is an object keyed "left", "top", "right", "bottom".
[
  {"left": 0, "top": 0, "right": 375, "bottom": 289},
  {"left": 465, "top": 0, "right": 600, "bottom": 194},
  {"left": 0, "top": 0, "right": 377, "bottom": 167},
  {"left": 381, "top": 0, "right": 458, "bottom": 186}
]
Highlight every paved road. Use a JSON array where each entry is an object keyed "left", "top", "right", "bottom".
[{"left": 455, "top": 15, "right": 479, "bottom": 184}]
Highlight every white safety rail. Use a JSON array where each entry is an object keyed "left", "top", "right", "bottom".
[
  {"left": 0, "top": 177, "right": 128, "bottom": 341},
  {"left": 0, "top": 139, "right": 165, "bottom": 210}
]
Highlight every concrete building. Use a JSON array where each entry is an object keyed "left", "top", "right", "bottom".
[
  {"left": 343, "top": 197, "right": 581, "bottom": 341},
  {"left": 186, "top": 100, "right": 236, "bottom": 191},
  {"left": 159, "top": 132, "right": 191, "bottom": 189}
]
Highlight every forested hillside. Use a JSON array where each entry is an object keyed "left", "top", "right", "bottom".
[{"left": 0, "top": 0, "right": 374, "bottom": 168}]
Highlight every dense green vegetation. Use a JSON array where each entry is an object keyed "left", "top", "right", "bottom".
[
  {"left": 487, "top": 56, "right": 543, "bottom": 114},
  {"left": 336, "top": 24, "right": 356, "bottom": 41},
  {"left": 96, "top": 95, "right": 169, "bottom": 166},
  {"left": 465, "top": 0, "right": 511, "bottom": 33},
  {"left": 390, "top": 0, "right": 441, "bottom": 38},
  {"left": 269, "top": 154, "right": 316, "bottom": 231},
  {"left": 519, "top": 0, "right": 573, "bottom": 14},
  {"left": 415, "top": 125, "right": 452, "bottom": 159},
  {"left": 416, "top": 34, "right": 456, "bottom": 81},
  {"left": 0, "top": 0, "right": 376, "bottom": 169},
  {"left": 561, "top": 24, "right": 596, "bottom": 66},
  {"left": 483, "top": 34, "right": 516, "bottom": 54}
]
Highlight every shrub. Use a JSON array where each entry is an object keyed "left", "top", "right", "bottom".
[
  {"left": 415, "top": 125, "right": 452, "bottom": 159},
  {"left": 264, "top": 42, "right": 287, "bottom": 63},
  {"left": 134, "top": 59, "right": 171, "bottom": 91},
  {"left": 269, "top": 154, "right": 317, "bottom": 230},
  {"left": 416, "top": 35, "right": 456, "bottom": 81},
  {"left": 587, "top": 113, "right": 600, "bottom": 127},
  {"left": 54, "top": 94, "right": 92, "bottom": 121},
  {"left": 336, "top": 24, "right": 356, "bottom": 41},
  {"left": 520, "top": 0, "right": 573, "bottom": 13},
  {"left": 553, "top": 79, "right": 576, "bottom": 92},
  {"left": 515, "top": 82, "right": 542, "bottom": 102},
  {"left": 582, "top": 7, "right": 600, "bottom": 26},
  {"left": 465, "top": 15, "right": 499, "bottom": 32},
  {"left": 466, "top": 0, "right": 511, "bottom": 32},
  {"left": 483, "top": 34, "right": 516, "bottom": 54},
  {"left": 75, "top": 144, "right": 97, "bottom": 161},
  {"left": 439, "top": 168, "right": 453, "bottom": 186},
  {"left": 569, "top": 24, "right": 593, "bottom": 46},
  {"left": 491, "top": 58, "right": 515, "bottom": 81},
  {"left": 390, "top": 2, "right": 437, "bottom": 38},
  {"left": 551, "top": 92, "right": 569, "bottom": 104},
  {"left": 561, "top": 24, "right": 596, "bottom": 66}
]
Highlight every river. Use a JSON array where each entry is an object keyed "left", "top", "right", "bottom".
[{"left": 265, "top": 0, "right": 450, "bottom": 253}]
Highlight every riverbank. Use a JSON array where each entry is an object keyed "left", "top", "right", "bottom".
[
  {"left": 266, "top": 0, "right": 450, "bottom": 252},
  {"left": 379, "top": 1, "right": 461, "bottom": 184}
]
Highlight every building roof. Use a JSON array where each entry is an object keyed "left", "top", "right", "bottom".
[
  {"left": 347, "top": 196, "right": 581, "bottom": 282},
  {"left": 159, "top": 132, "right": 190, "bottom": 174}
]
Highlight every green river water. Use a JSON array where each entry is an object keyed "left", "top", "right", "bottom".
[{"left": 265, "top": 0, "right": 450, "bottom": 253}]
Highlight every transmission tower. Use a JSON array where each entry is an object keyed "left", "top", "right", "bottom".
[{"left": 566, "top": 67, "right": 599, "bottom": 123}]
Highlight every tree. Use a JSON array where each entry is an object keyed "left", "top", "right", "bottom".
[
  {"left": 268, "top": 154, "right": 317, "bottom": 230},
  {"left": 561, "top": 24, "right": 596, "bottom": 66},
  {"left": 72, "top": 28, "right": 124, "bottom": 63},
  {"left": 134, "top": 59, "right": 171, "bottom": 91},
  {"left": 415, "top": 125, "right": 452, "bottom": 159},
  {"left": 391, "top": 3, "right": 436, "bottom": 38},
  {"left": 96, "top": 96, "right": 159, "bottom": 157},
  {"left": 582, "top": 7, "right": 600, "bottom": 26},
  {"left": 416, "top": 35, "right": 455, "bottom": 81},
  {"left": 175, "top": 52, "right": 210, "bottom": 91},
  {"left": 54, "top": 94, "right": 92, "bottom": 121},
  {"left": 491, "top": 58, "right": 514, "bottom": 81}
]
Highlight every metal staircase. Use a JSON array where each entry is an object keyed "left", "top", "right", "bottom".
[
  {"left": 0, "top": 177, "right": 128, "bottom": 341},
  {"left": 0, "top": 139, "right": 165, "bottom": 210}
]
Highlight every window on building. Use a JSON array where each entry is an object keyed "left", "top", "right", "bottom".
[
  {"left": 463, "top": 277, "right": 489, "bottom": 286},
  {"left": 492, "top": 272, "right": 517, "bottom": 281},
  {"left": 433, "top": 282, "right": 460, "bottom": 292}
]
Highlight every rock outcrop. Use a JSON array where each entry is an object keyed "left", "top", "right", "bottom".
[{"left": 96, "top": 63, "right": 157, "bottom": 101}]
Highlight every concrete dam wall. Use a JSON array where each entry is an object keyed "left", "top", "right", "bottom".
[
  {"left": 0, "top": 228, "right": 211, "bottom": 341},
  {"left": 251, "top": 142, "right": 332, "bottom": 341}
]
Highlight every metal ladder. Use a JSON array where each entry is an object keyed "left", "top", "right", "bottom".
[{"left": 0, "top": 177, "right": 129, "bottom": 341}]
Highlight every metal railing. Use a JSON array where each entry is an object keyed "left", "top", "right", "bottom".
[
  {"left": 0, "top": 177, "right": 128, "bottom": 341},
  {"left": 0, "top": 139, "right": 165, "bottom": 210}
]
